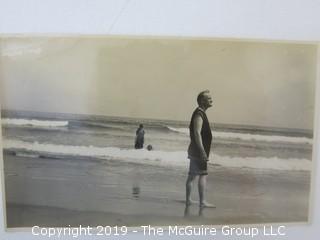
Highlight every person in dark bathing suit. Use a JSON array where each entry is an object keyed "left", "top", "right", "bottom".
[
  {"left": 186, "top": 90, "right": 215, "bottom": 208},
  {"left": 135, "top": 124, "right": 145, "bottom": 149}
]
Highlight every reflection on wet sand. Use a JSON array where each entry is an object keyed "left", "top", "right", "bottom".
[
  {"left": 184, "top": 205, "right": 206, "bottom": 218},
  {"left": 132, "top": 185, "right": 140, "bottom": 199}
]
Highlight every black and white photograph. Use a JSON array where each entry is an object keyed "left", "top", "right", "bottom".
[{"left": 0, "top": 37, "right": 316, "bottom": 228}]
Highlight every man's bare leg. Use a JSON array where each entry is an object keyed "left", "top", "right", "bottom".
[
  {"left": 198, "top": 175, "right": 215, "bottom": 208},
  {"left": 186, "top": 175, "right": 197, "bottom": 205}
]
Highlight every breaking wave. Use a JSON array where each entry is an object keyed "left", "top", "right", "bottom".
[
  {"left": 166, "top": 126, "right": 312, "bottom": 145},
  {"left": 1, "top": 118, "right": 68, "bottom": 128},
  {"left": 3, "top": 139, "right": 311, "bottom": 171}
]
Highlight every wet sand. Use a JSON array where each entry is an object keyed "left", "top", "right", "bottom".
[{"left": 3, "top": 154, "right": 310, "bottom": 228}]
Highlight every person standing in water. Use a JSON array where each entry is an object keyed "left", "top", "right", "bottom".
[
  {"left": 186, "top": 90, "right": 215, "bottom": 208},
  {"left": 135, "top": 124, "right": 145, "bottom": 149}
]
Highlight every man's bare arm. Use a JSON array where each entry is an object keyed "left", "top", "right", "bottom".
[{"left": 193, "top": 114, "right": 208, "bottom": 162}]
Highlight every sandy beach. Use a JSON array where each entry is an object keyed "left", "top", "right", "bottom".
[{"left": 3, "top": 152, "right": 310, "bottom": 228}]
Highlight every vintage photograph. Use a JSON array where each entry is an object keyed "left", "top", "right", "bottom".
[{"left": 0, "top": 37, "right": 316, "bottom": 227}]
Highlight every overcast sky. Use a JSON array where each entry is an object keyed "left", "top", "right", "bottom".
[{"left": 0, "top": 37, "right": 317, "bottom": 130}]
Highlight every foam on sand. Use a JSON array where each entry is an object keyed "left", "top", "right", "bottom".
[{"left": 3, "top": 139, "right": 311, "bottom": 171}]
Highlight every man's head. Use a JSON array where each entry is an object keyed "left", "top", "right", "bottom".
[{"left": 197, "top": 90, "right": 213, "bottom": 109}]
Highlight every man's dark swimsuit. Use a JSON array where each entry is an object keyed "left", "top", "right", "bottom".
[{"left": 187, "top": 107, "right": 212, "bottom": 175}]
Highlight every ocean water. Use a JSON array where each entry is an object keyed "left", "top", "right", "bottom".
[{"left": 1, "top": 110, "right": 313, "bottom": 171}]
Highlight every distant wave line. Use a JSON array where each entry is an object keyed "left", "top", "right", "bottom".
[
  {"left": 166, "top": 126, "right": 313, "bottom": 145},
  {"left": 0, "top": 118, "right": 313, "bottom": 145},
  {"left": 1, "top": 118, "right": 68, "bottom": 128}
]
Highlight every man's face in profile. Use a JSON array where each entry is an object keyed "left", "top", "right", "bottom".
[{"left": 203, "top": 93, "right": 213, "bottom": 109}]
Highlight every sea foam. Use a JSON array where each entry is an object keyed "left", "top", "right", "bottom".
[{"left": 3, "top": 139, "right": 311, "bottom": 171}]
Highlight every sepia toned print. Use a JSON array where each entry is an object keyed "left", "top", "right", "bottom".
[{"left": 0, "top": 37, "right": 316, "bottom": 227}]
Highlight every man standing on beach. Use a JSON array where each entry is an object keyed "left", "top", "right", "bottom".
[{"left": 186, "top": 90, "right": 215, "bottom": 208}]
